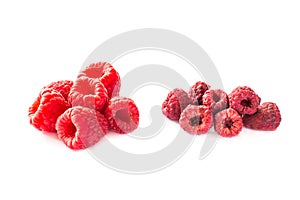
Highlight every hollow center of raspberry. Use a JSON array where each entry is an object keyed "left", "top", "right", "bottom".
[
  {"left": 241, "top": 99, "right": 251, "bottom": 107},
  {"left": 115, "top": 109, "right": 131, "bottom": 123},
  {"left": 189, "top": 116, "right": 202, "bottom": 126},
  {"left": 64, "top": 121, "right": 77, "bottom": 138},
  {"left": 84, "top": 68, "right": 104, "bottom": 79},
  {"left": 225, "top": 119, "right": 233, "bottom": 128},
  {"left": 212, "top": 93, "right": 220, "bottom": 102},
  {"left": 77, "top": 83, "right": 95, "bottom": 95}
]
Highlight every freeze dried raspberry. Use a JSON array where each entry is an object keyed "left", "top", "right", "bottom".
[
  {"left": 229, "top": 86, "right": 261, "bottom": 115},
  {"left": 29, "top": 91, "right": 70, "bottom": 132},
  {"left": 104, "top": 97, "right": 139, "bottom": 134},
  {"left": 202, "top": 89, "right": 229, "bottom": 114},
  {"left": 162, "top": 88, "right": 192, "bottom": 120},
  {"left": 41, "top": 80, "right": 73, "bottom": 101},
  {"left": 56, "top": 106, "right": 108, "bottom": 150},
  {"left": 214, "top": 108, "right": 243, "bottom": 137},
  {"left": 179, "top": 105, "right": 213, "bottom": 135},
  {"left": 78, "top": 62, "right": 121, "bottom": 98},
  {"left": 243, "top": 102, "right": 281, "bottom": 131},
  {"left": 188, "top": 81, "right": 210, "bottom": 105},
  {"left": 68, "top": 77, "right": 108, "bottom": 112}
]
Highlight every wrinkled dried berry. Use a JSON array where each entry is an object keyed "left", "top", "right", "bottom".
[
  {"left": 179, "top": 105, "right": 213, "bottom": 134},
  {"left": 162, "top": 88, "right": 192, "bottom": 120},
  {"left": 188, "top": 81, "right": 210, "bottom": 105},
  {"left": 229, "top": 86, "right": 261, "bottom": 115},
  {"left": 214, "top": 108, "right": 243, "bottom": 137},
  {"left": 243, "top": 102, "right": 281, "bottom": 131},
  {"left": 202, "top": 89, "right": 229, "bottom": 114}
]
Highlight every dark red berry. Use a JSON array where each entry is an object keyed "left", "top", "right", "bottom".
[
  {"left": 243, "top": 102, "right": 281, "bottom": 131},
  {"left": 162, "top": 88, "right": 192, "bottom": 120},
  {"left": 188, "top": 81, "right": 210, "bottom": 105},
  {"left": 179, "top": 105, "right": 213, "bottom": 135},
  {"left": 214, "top": 108, "right": 243, "bottom": 137},
  {"left": 29, "top": 91, "right": 70, "bottom": 133},
  {"left": 68, "top": 77, "right": 108, "bottom": 112},
  {"left": 41, "top": 80, "right": 73, "bottom": 101},
  {"left": 104, "top": 97, "right": 139, "bottom": 134},
  {"left": 202, "top": 89, "right": 229, "bottom": 114},
  {"left": 229, "top": 86, "right": 261, "bottom": 115},
  {"left": 78, "top": 62, "right": 121, "bottom": 98},
  {"left": 56, "top": 106, "right": 109, "bottom": 150}
]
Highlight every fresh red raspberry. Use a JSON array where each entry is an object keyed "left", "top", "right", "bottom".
[
  {"left": 162, "top": 88, "right": 192, "bottom": 120},
  {"left": 179, "top": 105, "right": 213, "bottom": 135},
  {"left": 202, "top": 89, "right": 229, "bottom": 114},
  {"left": 56, "top": 106, "right": 109, "bottom": 150},
  {"left": 68, "top": 77, "right": 108, "bottom": 112},
  {"left": 243, "top": 102, "right": 281, "bottom": 131},
  {"left": 41, "top": 80, "right": 73, "bottom": 101},
  {"left": 29, "top": 91, "right": 70, "bottom": 133},
  {"left": 214, "top": 108, "right": 243, "bottom": 137},
  {"left": 188, "top": 81, "right": 210, "bottom": 105},
  {"left": 100, "top": 66, "right": 121, "bottom": 98},
  {"left": 228, "top": 86, "right": 261, "bottom": 115},
  {"left": 78, "top": 62, "right": 121, "bottom": 98},
  {"left": 104, "top": 97, "right": 139, "bottom": 134}
]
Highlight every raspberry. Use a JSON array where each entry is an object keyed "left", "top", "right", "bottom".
[
  {"left": 202, "top": 89, "right": 229, "bottom": 114},
  {"left": 214, "top": 108, "right": 243, "bottom": 137},
  {"left": 29, "top": 91, "right": 70, "bottom": 132},
  {"left": 78, "top": 62, "right": 121, "bottom": 98},
  {"left": 162, "top": 88, "right": 192, "bottom": 120},
  {"left": 68, "top": 77, "right": 108, "bottom": 112},
  {"left": 100, "top": 66, "right": 121, "bottom": 98},
  {"left": 243, "top": 102, "right": 281, "bottom": 131},
  {"left": 188, "top": 81, "right": 210, "bottom": 105},
  {"left": 56, "top": 106, "right": 109, "bottom": 150},
  {"left": 41, "top": 80, "right": 73, "bottom": 101},
  {"left": 104, "top": 97, "right": 139, "bottom": 134},
  {"left": 228, "top": 86, "right": 261, "bottom": 115},
  {"left": 179, "top": 105, "right": 213, "bottom": 135}
]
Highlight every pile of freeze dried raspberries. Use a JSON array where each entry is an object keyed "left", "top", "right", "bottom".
[
  {"left": 162, "top": 81, "right": 281, "bottom": 137},
  {"left": 29, "top": 62, "right": 139, "bottom": 150}
]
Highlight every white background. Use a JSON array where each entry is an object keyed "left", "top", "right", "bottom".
[{"left": 1, "top": 0, "right": 299, "bottom": 199}]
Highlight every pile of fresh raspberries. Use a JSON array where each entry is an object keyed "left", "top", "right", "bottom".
[{"left": 29, "top": 62, "right": 139, "bottom": 150}]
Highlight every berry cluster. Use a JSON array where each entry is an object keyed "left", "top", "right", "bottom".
[
  {"left": 29, "top": 62, "right": 139, "bottom": 150},
  {"left": 162, "top": 81, "right": 281, "bottom": 137}
]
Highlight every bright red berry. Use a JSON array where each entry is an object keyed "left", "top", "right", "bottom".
[
  {"left": 68, "top": 77, "right": 108, "bottom": 112},
  {"left": 104, "top": 97, "right": 139, "bottom": 134},
  {"left": 214, "top": 108, "right": 243, "bottom": 137},
  {"left": 179, "top": 105, "right": 213, "bottom": 135},
  {"left": 162, "top": 88, "right": 192, "bottom": 120},
  {"left": 40, "top": 80, "right": 73, "bottom": 101},
  {"left": 78, "top": 62, "right": 121, "bottom": 98},
  {"left": 29, "top": 91, "right": 70, "bottom": 133},
  {"left": 243, "top": 102, "right": 281, "bottom": 131},
  {"left": 56, "top": 106, "right": 109, "bottom": 150}
]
